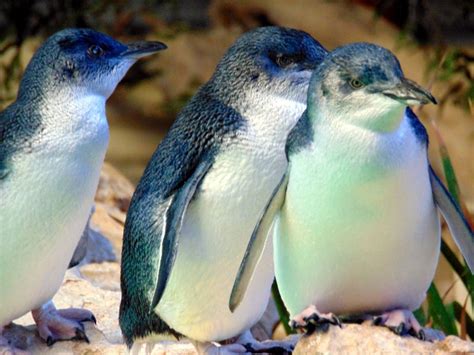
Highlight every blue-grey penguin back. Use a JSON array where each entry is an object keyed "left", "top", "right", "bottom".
[{"left": 119, "top": 26, "right": 327, "bottom": 346}]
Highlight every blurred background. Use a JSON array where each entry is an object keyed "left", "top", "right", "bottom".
[{"left": 0, "top": 0, "right": 472, "bottom": 339}]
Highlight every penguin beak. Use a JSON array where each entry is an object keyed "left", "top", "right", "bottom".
[
  {"left": 121, "top": 41, "right": 167, "bottom": 59},
  {"left": 382, "top": 78, "right": 437, "bottom": 105}
]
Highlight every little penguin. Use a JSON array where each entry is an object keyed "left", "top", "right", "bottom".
[
  {"left": 119, "top": 26, "right": 327, "bottom": 353},
  {"left": 0, "top": 28, "right": 166, "bottom": 350},
  {"left": 231, "top": 42, "right": 473, "bottom": 341}
]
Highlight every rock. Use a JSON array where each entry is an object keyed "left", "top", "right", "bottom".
[
  {"left": 81, "top": 224, "right": 117, "bottom": 264},
  {"left": 91, "top": 162, "right": 136, "bottom": 260},
  {"left": 95, "top": 163, "right": 135, "bottom": 214},
  {"left": 294, "top": 323, "right": 474, "bottom": 354},
  {"left": 91, "top": 203, "right": 126, "bottom": 260},
  {"left": 70, "top": 209, "right": 117, "bottom": 267}
]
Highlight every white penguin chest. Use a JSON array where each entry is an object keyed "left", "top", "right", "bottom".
[
  {"left": 157, "top": 137, "right": 287, "bottom": 342},
  {"left": 275, "top": 118, "right": 440, "bottom": 316},
  {"left": 155, "top": 97, "right": 306, "bottom": 342},
  {"left": 0, "top": 109, "right": 109, "bottom": 324}
]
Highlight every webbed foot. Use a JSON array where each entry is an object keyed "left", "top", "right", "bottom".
[
  {"left": 290, "top": 305, "right": 341, "bottom": 335},
  {"left": 0, "top": 326, "right": 29, "bottom": 355},
  {"left": 373, "top": 309, "right": 426, "bottom": 340},
  {"left": 31, "top": 301, "right": 96, "bottom": 346}
]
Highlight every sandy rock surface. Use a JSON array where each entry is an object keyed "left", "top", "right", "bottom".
[{"left": 294, "top": 323, "right": 474, "bottom": 354}]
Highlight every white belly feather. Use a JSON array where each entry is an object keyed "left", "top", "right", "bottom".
[
  {"left": 0, "top": 108, "right": 109, "bottom": 326},
  {"left": 157, "top": 141, "right": 286, "bottom": 342},
  {"left": 275, "top": 117, "right": 440, "bottom": 317},
  {"left": 156, "top": 95, "right": 305, "bottom": 342}
]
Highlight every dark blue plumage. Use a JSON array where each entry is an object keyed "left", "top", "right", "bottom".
[
  {"left": 406, "top": 107, "right": 429, "bottom": 145},
  {"left": 285, "top": 110, "right": 314, "bottom": 157}
]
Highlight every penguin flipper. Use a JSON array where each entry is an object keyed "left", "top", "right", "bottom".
[
  {"left": 151, "top": 155, "right": 214, "bottom": 309},
  {"left": 68, "top": 207, "right": 95, "bottom": 268},
  {"left": 229, "top": 170, "right": 289, "bottom": 312},
  {"left": 68, "top": 225, "right": 88, "bottom": 268},
  {"left": 429, "top": 165, "right": 474, "bottom": 272}
]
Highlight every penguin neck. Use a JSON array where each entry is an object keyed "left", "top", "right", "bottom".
[
  {"left": 305, "top": 104, "right": 416, "bottom": 169},
  {"left": 238, "top": 89, "right": 306, "bottom": 145},
  {"left": 308, "top": 97, "right": 406, "bottom": 134},
  {"left": 27, "top": 85, "right": 109, "bottom": 145}
]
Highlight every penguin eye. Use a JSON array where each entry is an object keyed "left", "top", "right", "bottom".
[
  {"left": 349, "top": 78, "right": 364, "bottom": 89},
  {"left": 87, "top": 45, "right": 105, "bottom": 58},
  {"left": 269, "top": 52, "right": 302, "bottom": 69},
  {"left": 275, "top": 54, "right": 294, "bottom": 68}
]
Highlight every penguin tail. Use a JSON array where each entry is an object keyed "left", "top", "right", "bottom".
[{"left": 119, "top": 295, "right": 181, "bottom": 348}]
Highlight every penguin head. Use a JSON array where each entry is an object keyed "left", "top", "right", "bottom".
[
  {"left": 18, "top": 28, "right": 166, "bottom": 100},
  {"left": 307, "top": 42, "right": 436, "bottom": 132},
  {"left": 210, "top": 26, "right": 327, "bottom": 105}
]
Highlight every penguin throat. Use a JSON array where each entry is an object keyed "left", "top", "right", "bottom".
[
  {"left": 241, "top": 91, "right": 306, "bottom": 143},
  {"left": 310, "top": 98, "right": 406, "bottom": 134}
]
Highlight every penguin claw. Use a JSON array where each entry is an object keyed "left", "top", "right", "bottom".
[
  {"left": 32, "top": 301, "right": 95, "bottom": 346},
  {"left": 372, "top": 309, "right": 431, "bottom": 341},
  {"left": 73, "top": 328, "right": 90, "bottom": 343},
  {"left": 291, "top": 305, "right": 341, "bottom": 335},
  {"left": 418, "top": 329, "right": 426, "bottom": 341},
  {"left": 373, "top": 316, "right": 383, "bottom": 326},
  {"left": 46, "top": 335, "right": 55, "bottom": 347}
]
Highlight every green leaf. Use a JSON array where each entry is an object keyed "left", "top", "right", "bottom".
[
  {"left": 432, "top": 119, "right": 473, "bottom": 296},
  {"left": 427, "top": 284, "right": 458, "bottom": 336},
  {"left": 440, "top": 148, "right": 461, "bottom": 204},
  {"left": 414, "top": 307, "right": 427, "bottom": 326},
  {"left": 441, "top": 240, "right": 473, "bottom": 293},
  {"left": 271, "top": 280, "right": 295, "bottom": 335}
]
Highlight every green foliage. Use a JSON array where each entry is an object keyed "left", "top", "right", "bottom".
[
  {"left": 426, "top": 284, "right": 458, "bottom": 336},
  {"left": 416, "top": 126, "right": 473, "bottom": 339},
  {"left": 426, "top": 49, "right": 474, "bottom": 110},
  {"left": 271, "top": 281, "right": 294, "bottom": 335},
  {"left": 0, "top": 42, "right": 22, "bottom": 108}
]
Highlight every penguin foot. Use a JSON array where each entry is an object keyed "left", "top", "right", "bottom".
[
  {"left": 373, "top": 309, "right": 426, "bottom": 341},
  {"left": 0, "top": 327, "right": 29, "bottom": 355},
  {"left": 290, "top": 305, "right": 341, "bottom": 335},
  {"left": 235, "top": 330, "right": 297, "bottom": 354},
  {"left": 31, "top": 301, "right": 95, "bottom": 346}
]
